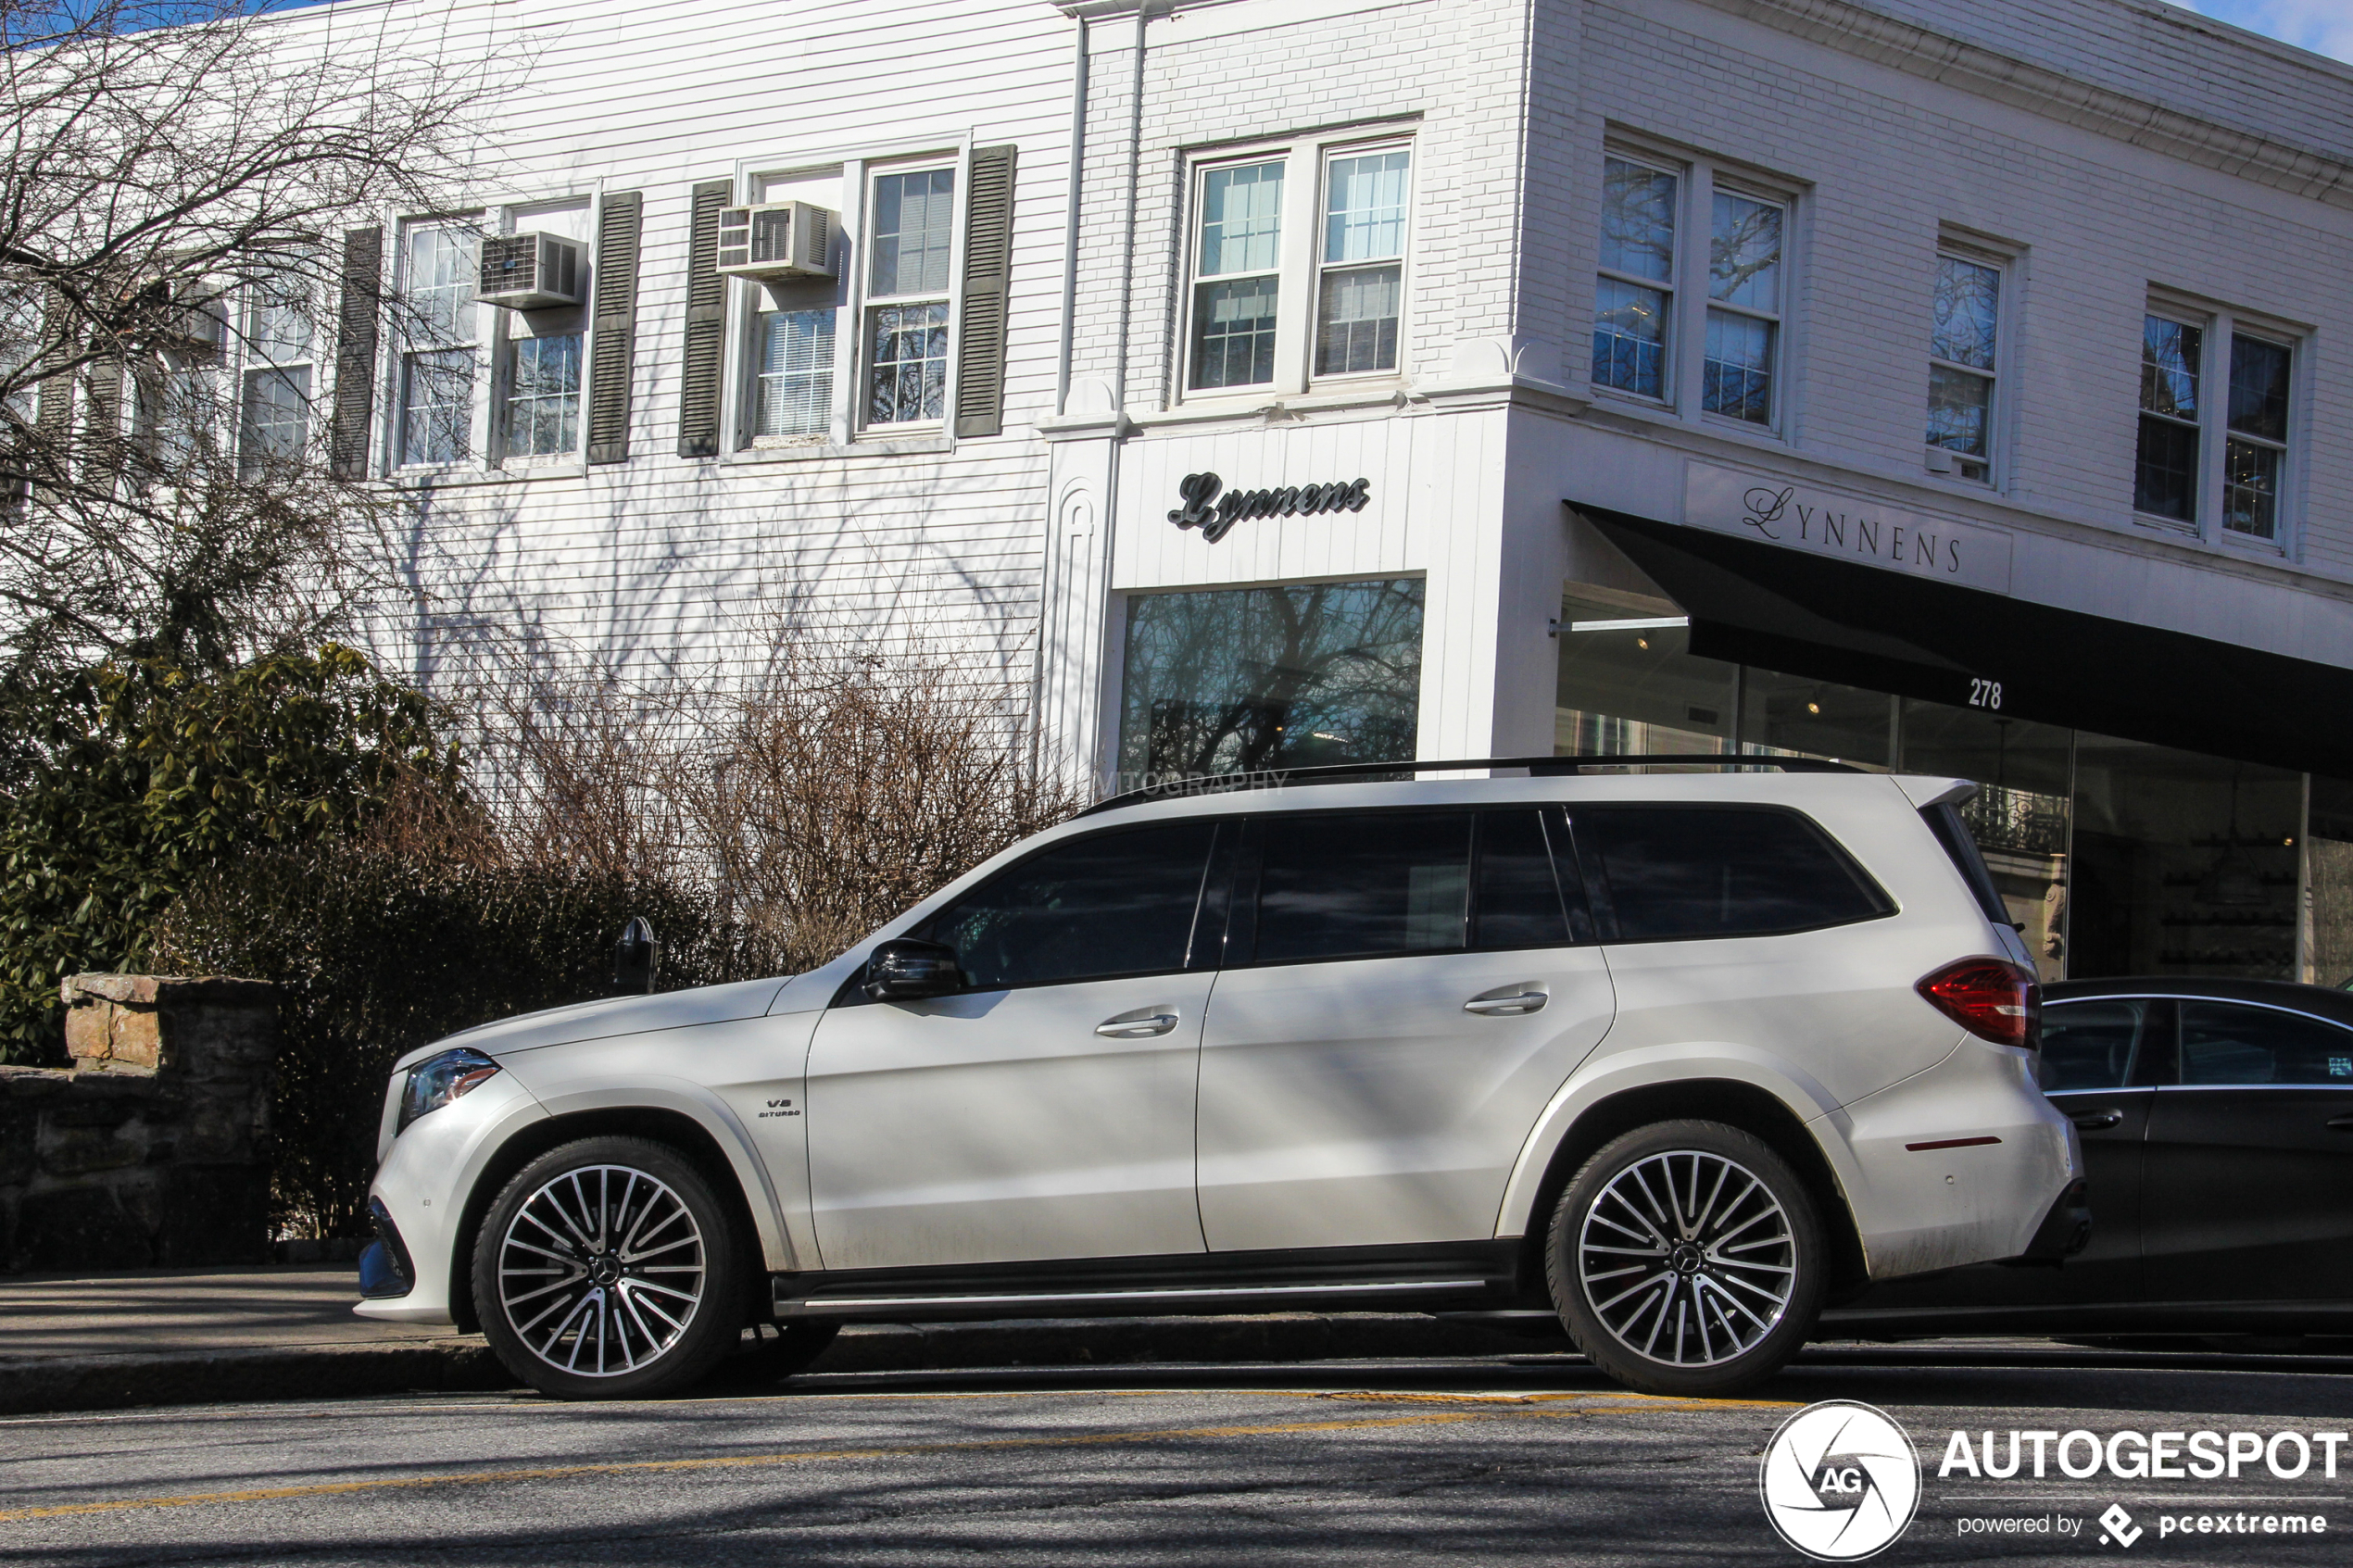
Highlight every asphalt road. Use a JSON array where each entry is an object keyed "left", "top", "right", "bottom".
[{"left": 4, "top": 1347, "right": 2350, "bottom": 1566}]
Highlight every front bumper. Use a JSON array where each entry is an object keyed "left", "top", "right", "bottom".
[
  {"left": 352, "top": 1069, "right": 547, "bottom": 1325},
  {"left": 358, "top": 1198, "right": 416, "bottom": 1298}
]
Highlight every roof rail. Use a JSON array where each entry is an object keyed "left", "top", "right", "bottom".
[{"left": 1080, "top": 752, "right": 1860, "bottom": 817}]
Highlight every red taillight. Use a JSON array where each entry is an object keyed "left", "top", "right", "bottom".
[{"left": 1917, "top": 958, "right": 2040, "bottom": 1049}]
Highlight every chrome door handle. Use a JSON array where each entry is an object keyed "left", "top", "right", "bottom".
[
  {"left": 2069, "top": 1109, "right": 2123, "bottom": 1131},
  {"left": 2326, "top": 1114, "right": 2353, "bottom": 1132},
  {"left": 1096, "top": 1010, "right": 1179, "bottom": 1038},
  {"left": 1464, "top": 989, "right": 1548, "bottom": 1016}
]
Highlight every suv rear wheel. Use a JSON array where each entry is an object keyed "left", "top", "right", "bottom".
[
  {"left": 473, "top": 1135, "right": 749, "bottom": 1399},
  {"left": 1545, "top": 1119, "right": 1825, "bottom": 1397}
]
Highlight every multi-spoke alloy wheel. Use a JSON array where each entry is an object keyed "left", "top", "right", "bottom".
[
  {"left": 474, "top": 1136, "right": 748, "bottom": 1399},
  {"left": 497, "top": 1164, "right": 707, "bottom": 1376},
  {"left": 1577, "top": 1149, "right": 1794, "bottom": 1367},
  {"left": 1546, "top": 1119, "right": 1825, "bottom": 1399}
]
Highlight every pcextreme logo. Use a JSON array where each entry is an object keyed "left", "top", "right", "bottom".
[{"left": 1760, "top": 1400, "right": 1923, "bottom": 1561}]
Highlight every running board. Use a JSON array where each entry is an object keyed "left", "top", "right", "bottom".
[
  {"left": 769, "top": 1240, "right": 1524, "bottom": 1323},
  {"left": 774, "top": 1276, "right": 1490, "bottom": 1320}
]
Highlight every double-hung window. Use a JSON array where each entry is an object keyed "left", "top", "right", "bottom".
[
  {"left": 1593, "top": 157, "right": 1676, "bottom": 399},
  {"left": 1181, "top": 133, "right": 1414, "bottom": 399},
  {"left": 1702, "top": 190, "right": 1783, "bottom": 425},
  {"left": 2133, "top": 300, "right": 2296, "bottom": 546},
  {"left": 1592, "top": 147, "right": 1791, "bottom": 431},
  {"left": 1926, "top": 251, "right": 2002, "bottom": 483},
  {"left": 1315, "top": 150, "right": 1410, "bottom": 377},
  {"left": 864, "top": 166, "right": 955, "bottom": 428},
  {"left": 1192, "top": 161, "right": 1285, "bottom": 390},
  {"left": 398, "top": 221, "right": 480, "bottom": 468},
  {"left": 238, "top": 286, "right": 314, "bottom": 474}
]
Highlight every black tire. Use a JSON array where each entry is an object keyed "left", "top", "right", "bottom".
[
  {"left": 472, "top": 1135, "right": 750, "bottom": 1399},
  {"left": 1545, "top": 1119, "right": 1827, "bottom": 1398}
]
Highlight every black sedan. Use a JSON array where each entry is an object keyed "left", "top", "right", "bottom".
[{"left": 1824, "top": 976, "right": 2353, "bottom": 1338}]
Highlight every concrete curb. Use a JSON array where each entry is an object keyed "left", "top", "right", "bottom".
[{"left": 0, "top": 1314, "right": 1556, "bottom": 1416}]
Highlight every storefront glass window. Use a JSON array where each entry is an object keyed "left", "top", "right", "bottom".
[
  {"left": 1115, "top": 578, "right": 1422, "bottom": 791},
  {"left": 2306, "top": 777, "right": 2353, "bottom": 989},
  {"left": 1741, "top": 670, "right": 1894, "bottom": 769},
  {"left": 1554, "top": 596, "right": 1732, "bottom": 757},
  {"left": 1902, "top": 701, "right": 2075, "bottom": 981},
  {"left": 1550, "top": 581, "right": 2325, "bottom": 984},
  {"left": 2070, "top": 735, "right": 2299, "bottom": 981}
]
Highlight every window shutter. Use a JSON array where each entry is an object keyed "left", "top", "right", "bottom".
[
  {"left": 85, "top": 358, "right": 123, "bottom": 487},
  {"left": 33, "top": 289, "right": 74, "bottom": 446},
  {"left": 28, "top": 289, "right": 76, "bottom": 503},
  {"left": 329, "top": 225, "right": 383, "bottom": 480},
  {"left": 677, "top": 178, "right": 731, "bottom": 458},
  {"left": 954, "top": 144, "right": 1017, "bottom": 439},
  {"left": 585, "top": 191, "right": 642, "bottom": 465}
]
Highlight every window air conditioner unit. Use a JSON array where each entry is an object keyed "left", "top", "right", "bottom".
[
  {"left": 166, "top": 292, "right": 227, "bottom": 351},
  {"left": 715, "top": 203, "right": 836, "bottom": 282},
  {"left": 477, "top": 232, "right": 586, "bottom": 310},
  {"left": 128, "top": 280, "right": 226, "bottom": 351}
]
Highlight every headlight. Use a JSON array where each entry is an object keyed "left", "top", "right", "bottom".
[{"left": 396, "top": 1047, "right": 501, "bottom": 1135}]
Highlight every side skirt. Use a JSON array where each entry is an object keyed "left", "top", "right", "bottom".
[{"left": 773, "top": 1240, "right": 1526, "bottom": 1323}]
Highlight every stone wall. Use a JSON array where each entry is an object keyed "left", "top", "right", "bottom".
[{"left": 0, "top": 975, "right": 275, "bottom": 1273}]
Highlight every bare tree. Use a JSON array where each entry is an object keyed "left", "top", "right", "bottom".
[
  {"left": 447, "top": 621, "right": 1079, "bottom": 974},
  {"left": 0, "top": 0, "right": 494, "bottom": 775}
]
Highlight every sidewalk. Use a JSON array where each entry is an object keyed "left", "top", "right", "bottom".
[
  {"left": 0, "top": 1265, "right": 1547, "bottom": 1415},
  {"left": 0, "top": 1265, "right": 514, "bottom": 1414}
]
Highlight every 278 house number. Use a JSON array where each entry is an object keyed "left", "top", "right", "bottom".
[{"left": 1968, "top": 678, "right": 2004, "bottom": 710}]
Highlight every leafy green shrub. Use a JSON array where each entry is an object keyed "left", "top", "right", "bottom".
[
  {"left": 0, "top": 646, "right": 454, "bottom": 1062},
  {"left": 156, "top": 843, "right": 790, "bottom": 1238}
]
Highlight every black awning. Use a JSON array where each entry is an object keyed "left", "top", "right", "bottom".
[{"left": 1574, "top": 502, "right": 2353, "bottom": 780}]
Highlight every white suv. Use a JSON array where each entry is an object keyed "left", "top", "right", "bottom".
[{"left": 357, "top": 760, "right": 2084, "bottom": 1399}]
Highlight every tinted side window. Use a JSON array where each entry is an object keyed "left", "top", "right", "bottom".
[
  {"left": 2181, "top": 1002, "right": 2353, "bottom": 1086},
  {"left": 1253, "top": 810, "right": 1471, "bottom": 963},
  {"left": 1921, "top": 801, "right": 2011, "bottom": 929},
  {"left": 2040, "top": 1000, "right": 2145, "bottom": 1092},
  {"left": 1472, "top": 809, "right": 1588, "bottom": 949},
  {"left": 1571, "top": 807, "right": 1894, "bottom": 941},
  {"left": 926, "top": 822, "right": 1216, "bottom": 989}
]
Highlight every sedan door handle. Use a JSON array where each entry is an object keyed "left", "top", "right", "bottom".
[
  {"left": 1464, "top": 988, "right": 1548, "bottom": 1017},
  {"left": 2069, "top": 1109, "right": 2124, "bottom": 1131},
  {"left": 2326, "top": 1114, "right": 2353, "bottom": 1132},
  {"left": 1096, "top": 1010, "right": 1179, "bottom": 1039}
]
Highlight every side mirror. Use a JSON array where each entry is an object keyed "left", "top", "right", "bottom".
[
  {"left": 612, "top": 916, "right": 659, "bottom": 996},
  {"left": 865, "top": 937, "right": 963, "bottom": 1001}
]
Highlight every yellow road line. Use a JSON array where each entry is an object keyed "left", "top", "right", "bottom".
[{"left": 0, "top": 1393, "right": 1787, "bottom": 1525}]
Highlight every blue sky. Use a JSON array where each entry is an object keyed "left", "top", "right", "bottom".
[{"left": 2169, "top": 0, "right": 2353, "bottom": 62}]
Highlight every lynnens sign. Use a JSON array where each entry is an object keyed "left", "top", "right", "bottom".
[
  {"left": 1168, "top": 471, "right": 1372, "bottom": 543},
  {"left": 1684, "top": 462, "right": 2016, "bottom": 594}
]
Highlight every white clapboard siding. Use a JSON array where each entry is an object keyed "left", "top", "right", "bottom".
[{"left": 250, "top": 0, "right": 1075, "bottom": 702}]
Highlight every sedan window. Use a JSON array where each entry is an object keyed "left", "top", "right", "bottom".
[
  {"left": 2039, "top": 1000, "right": 2146, "bottom": 1091},
  {"left": 2180, "top": 1002, "right": 2353, "bottom": 1086},
  {"left": 925, "top": 822, "right": 1218, "bottom": 990}
]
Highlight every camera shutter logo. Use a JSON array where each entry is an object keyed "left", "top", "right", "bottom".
[{"left": 1758, "top": 1400, "right": 1921, "bottom": 1561}]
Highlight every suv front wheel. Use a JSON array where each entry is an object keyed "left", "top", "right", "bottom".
[
  {"left": 1545, "top": 1119, "right": 1826, "bottom": 1398},
  {"left": 473, "top": 1135, "right": 749, "bottom": 1399}
]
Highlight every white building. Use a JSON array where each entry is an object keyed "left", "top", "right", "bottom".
[{"left": 268, "top": 0, "right": 2353, "bottom": 984}]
